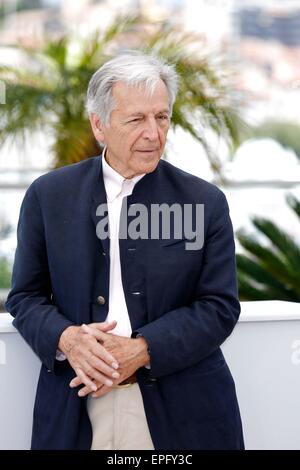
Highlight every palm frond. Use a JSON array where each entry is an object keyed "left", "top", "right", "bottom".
[
  {"left": 43, "top": 36, "right": 68, "bottom": 69},
  {"left": 237, "top": 229, "right": 300, "bottom": 293},
  {"left": 252, "top": 218, "right": 300, "bottom": 276},
  {"left": 287, "top": 193, "right": 300, "bottom": 219},
  {"left": 236, "top": 196, "right": 300, "bottom": 301},
  {"left": 236, "top": 253, "right": 299, "bottom": 300},
  {"left": 0, "top": 16, "right": 245, "bottom": 172},
  {"left": 0, "top": 83, "right": 53, "bottom": 144},
  {"left": 237, "top": 271, "right": 281, "bottom": 301}
]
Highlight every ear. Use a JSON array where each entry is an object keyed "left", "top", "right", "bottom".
[{"left": 89, "top": 113, "right": 106, "bottom": 144}]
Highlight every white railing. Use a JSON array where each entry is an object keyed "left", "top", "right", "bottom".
[{"left": 0, "top": 300, "right": 300, "bottom": 450}]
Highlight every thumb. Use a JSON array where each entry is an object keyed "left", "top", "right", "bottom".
[
  {"left": 81, "top": 321, "right": 117, "bottom": 339},
  {"left": 81, "top": 323, "right": 104, "bottom": 341},
  {"left": 84, "top": 320, "right": 117, "bottom": 333},
  {"left": 98, "top": 320, "right": 117, "bottom": 332}
]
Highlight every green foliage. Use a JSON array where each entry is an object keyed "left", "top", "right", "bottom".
[
  {"left": 237, "top": 194, "right": 300, "bottom": 301},
  {"left": 0, "top": 16, "right": 245, "bottom": 178},
  {"left": 0, "top": 257, "right": 11, "bottom": 289},
  {"left": 238, "top": 120, "right": 300, "bottom": 160}
]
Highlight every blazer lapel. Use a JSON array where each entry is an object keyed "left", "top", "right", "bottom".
[{"left": 89, "top": 155, "right": 110, "bottom": 258}]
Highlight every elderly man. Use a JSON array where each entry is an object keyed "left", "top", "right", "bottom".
[{"left": 6, "top": 51, "right": 244, "bottom": 450}]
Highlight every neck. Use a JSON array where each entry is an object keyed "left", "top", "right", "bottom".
[{"left": 104, "top": 150, "right": 140, "bottom": 179}]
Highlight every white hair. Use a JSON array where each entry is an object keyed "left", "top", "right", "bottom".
[{"left": 86, "top": 50, "right": 178, "bottom": 125}]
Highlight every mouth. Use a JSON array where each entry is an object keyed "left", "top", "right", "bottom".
[{"left": 135, "top": 149, "right": 158, "bottom": 153}]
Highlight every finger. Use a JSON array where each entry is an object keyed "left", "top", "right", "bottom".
[
  {"left": 75, "top": 368, "right": 98, "bottom": 393},
  {"left": 89, "top": 353, "right": 120, "bottom": 379},
  {"left": 69, "top": 376, "right": 82, "bottom": 388},
  {"left": 82, "top": 324, "right": 106, "bottom": 342},
  {"left": 78, "top": 383, "right": 104, "bottom": 397},
  {"left": 81, "top": 360, "right": 115, "bottom": 387},
  {"left": 101, "top": 320, "right": 117, "bottom": 332},
  {"left": 70, "top": 361, "right": 120, "bottom": 388},
  {"left": 91, "top": 385, "right": 111, "bottom": 399},
  {"left": 81, "top": 326, "right": 119, "bottom": 368},
  {"left": 91, "top": 342, "right": 119, "bottom": 371},
  {"left": 88, "top": 321, "right": 117, "bottom": 329},
  {"left": 82, "top": 321, "right": 117, "bottom": 334}
]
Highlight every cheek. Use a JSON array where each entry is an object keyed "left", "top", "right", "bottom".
[
  {"left": 129, "top": 131, "right": 144, "bottom": 151},
  {"left": 113, "top": 130, "right": 134, "bottom": 153},
  {"left": 159, "top": 128, "right": 168, "bottom": 145}
]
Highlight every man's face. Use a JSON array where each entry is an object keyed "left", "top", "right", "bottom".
[{"left": 90, "top": 80, "right": 171, "bottom": 178}]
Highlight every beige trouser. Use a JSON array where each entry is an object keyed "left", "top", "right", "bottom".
[{"left": 87, "top": 383, "right": 155, "bottom": 450}]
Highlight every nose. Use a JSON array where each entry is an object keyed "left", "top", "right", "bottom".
[{"left": 142, "top": 117, "right": 159, "bottom": 141}]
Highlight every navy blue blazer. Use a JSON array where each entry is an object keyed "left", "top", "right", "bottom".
[{"left": 6, "top": 155, "right": 244, "bottom": 450}]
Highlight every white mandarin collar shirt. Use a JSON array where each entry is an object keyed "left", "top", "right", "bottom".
[
  {"left": 102, "top": 149, "right": 145, "bottom": 337},
  {"left": 102, "top": 150, "right": 145, "bottom": 203}
]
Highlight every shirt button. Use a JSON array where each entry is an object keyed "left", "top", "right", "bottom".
[{"left": 96, "top": 295, "right": 106, "bottom": 305}]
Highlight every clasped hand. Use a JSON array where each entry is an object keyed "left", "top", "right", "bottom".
[{"left": 59, "top": 321, "right": 149, "bottom": 398}]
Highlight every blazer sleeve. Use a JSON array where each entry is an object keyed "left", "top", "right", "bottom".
[
  {"left": 132, "top": 190, "right": 241, "bottom": 378},
  {"left": 5, "top": 182, "right": 74, "bottom": 373}
]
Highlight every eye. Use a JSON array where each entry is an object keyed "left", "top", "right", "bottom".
[
  {"left": 128, "top": 117, "right": 143, "bottom": 123},
  {"left": 157, "top": 115, "right": 169, "bottom": 121}
]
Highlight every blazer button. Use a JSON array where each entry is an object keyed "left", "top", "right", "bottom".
[{"left": 97, "top": 295, "right": 106, "bottom": 305}]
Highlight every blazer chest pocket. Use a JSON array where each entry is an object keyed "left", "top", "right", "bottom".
[{"left": 161, "top": 238, "right": 187, "bottom": 248}]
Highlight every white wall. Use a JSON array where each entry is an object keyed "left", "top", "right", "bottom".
[{"left": 0, "top": 300, "right": 300, "bottom": 450}]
